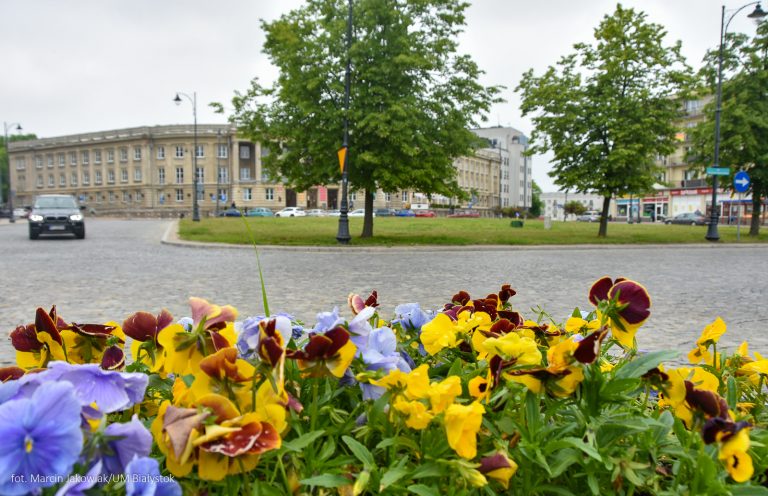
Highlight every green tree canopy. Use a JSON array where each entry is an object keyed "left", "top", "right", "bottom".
[
  {"left": 529, "top": 180, "right": 543, "bottom": 217},
  {"left": 688, "top": 21, "right": 768, "bottom": 236},
  {"left": 516, "top": 4, "right": 692, "bottom": 237},
  {"left": 1, "top": 132, "right": 37, "bottom": 207},
  {"left": 222, "top": 0, "right": 501, "bottom": 238}
]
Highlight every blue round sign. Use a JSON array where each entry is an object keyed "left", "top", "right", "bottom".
[{"left": 734, "top": 171, "right": 751, "bottom": 193}]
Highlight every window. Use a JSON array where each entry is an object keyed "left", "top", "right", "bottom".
[
  {"left": 350, "top": 192, "right": 357, "bottom": 202},
  {"left": 47, "top": 155, "right": 54, "bottom": 168},
  {"left": 218, "top": 166, "right": 228, "bottom": 183},
  {"left": 107, "top": 170, "right": 115, "bottom": 184},
  {"left": 121, "top": 168, "right": 128, "bottom": 182},
  {"left": 261, "top": 170, "right": 270, "bottom": 182},
  {"left": 37, "top": 175, "right": 43, "bottom": 187},
  {"left": 240, "top": 168, "right": 251, "bottom": 180},
  {"left": 175, "top": 146, "right": 184, "bottom": 158},
  {"left": 385, "top": 192, "right": 391, "bottom": 202},
  {"left": 684, "top": 170, "right": 697, "bottom": 181},
  {"left": 239, "top": 145, "right": 250, "bottom": 159},
  {"left": 158, "top": 168, "right": 166, "bottom": 185},
  {"left": 243, "top": 188, "right": 252, "bottom": 200},
  {"left": 265, "top": 188, "right": 274, "bottom": 200},
  {"left": 195, "top": 145, "right": 204, "bottom": 158},
  {"left": 176, "top": 189, "right": 184, "bottom": 202},
  {"left": 157, "top": 146, "right": 165, "bottom": 159},
  {"left": 70, "top": 152, "right": 77, "bottom": 165},
  {"left": 195, "top": 167, "right": 204, "bottom": 183},
  {"left": 48, "top": 174, "right": 54, "bottom": 187},
  {"left": 95, "top": 170, "right": 102, "bottom": 185},
  {"left": 197, "top": 188, "right": 204, "bottom": 201},
  {"left": 217, "top": 144, "right": 228, "bottom": 158},
  {"left": 217, "top": 188, "right": 227, "bottom": 202},
  {"left": 402, "top": 191, "right": 408, "bottom": 202},
  {"left": 107, "top": 150, "right": 115, "bottom": 163},
  {"left": 16, "top": 157, "right": 26, "bottom": 170},
  {"left": 134, "top": 146, "right": 141, "bottom": 160},
  {"left": 120, "top": 148, "right": 128, "bottom": 162},
  {"left": 109, "top": 191, "right": 115, "bottom": 203},
  {"left": 176, "top": 167, "right": 184, "bottom": 184},
  {"left": 59, "top": 173, "right": 66, "bottom": 186},
  {"left": 82, "top": 170, "right": 90, "bottom": 185},
  {"left": 94, "top": 150, "right": 101, "bottom": 164},
  {"left": 82, "top": 151, "right": 89, "bottom": 165},
  {"left": 58, "top": 153, "right": 65, "bottom": 167},
  {"left": 71, "top": 172, "right": 77, "bottom": 186},
  {"left": 123, "top": 191, "right": 129, "bottom": 202},
  {"left": 35, "top": 156, "right": 43, "bottom": 169},
  {"left": 134, "top": 168, "right": 142, "bottom": 182}
]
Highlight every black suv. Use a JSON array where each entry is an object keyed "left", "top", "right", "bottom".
[{"left": 28, "top": 194, "right": 85, "bottom": 239}]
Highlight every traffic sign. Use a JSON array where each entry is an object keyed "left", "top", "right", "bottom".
[
  {"left": 734, "top": 171, "right": 751, "bottom": 193},
  {"left": 706, "top": 167, "right": 730, "bottom": 176}
]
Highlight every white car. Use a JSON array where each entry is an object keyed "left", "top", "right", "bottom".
[
  {"left": 348, "top": 209, "right": 375, "bottom": 217},
  {"left": 275, "top": 207, "right": 307, "bottom": 217},
  {"left": 305, "top": 209, "right": 327, "bottom": 217}
]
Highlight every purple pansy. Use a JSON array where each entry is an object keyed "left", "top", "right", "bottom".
[
  {"left": 54, "top": 460, "right": 102, "bottom": 496},
  {"left": 313, "top": 307, "right": 345, "bottom": 333},
  {"left": 236, "top": 315, "right": 294, "bottom": 360},
  {"left": 4, "top": 361, "right": 147, "bottom": 414},
  {"left": 0, "top": 381, "right": 84, "bottom": 496},
  {"left": 393, "top": 303, "right": 432, "bottom": 331},
  {"left": 100, "top": 415, "right": 153, "bottom": 475},
  {"left": 360, "top": 326, "right": 412, "bottom": 400},
  {"left": 125, "top": 456, "right": 182, "bottom": 496},
  {"left": 348, "top": 306, "right": 376, "bottom": 351}
]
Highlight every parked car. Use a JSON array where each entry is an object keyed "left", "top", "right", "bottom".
[
  {"left": 13, "top": 207, "right": 30, "bottom": 219},
  {"left": 28, "top": 194, "right": 85, "bottom": 239},
  {"left": 0, "top": 209, "right": 11, "bottom": 219},
  {"left": 414, "top": 210, "right": 436, "bottom": 218},
  {"left": 447, "top": 210, "right": 480, "bottom": 218},
  {"left": 218, "top": 208, "right": 242, "bottom": 217},
  {"left": 327, "top": 209, "right": 341, "bottom": 217},
  {"left": 246, "top": 207, "right": 274, "bottom": 217},
  {"left": 375, "top": 208, "right": 397, "bottom": 217},
  {"left": 576, "top": 210, "right": 601, "bottom": 222},
  {"left": 275, "top": 207, "right": 306, "bottom": 217},
  {"left": 395, "top": 209, "right": 416, "bottom": 217},
  {"left": 348, "top": 209, "right": 374, "bottom": 217},
  {"left": 305, "top": 209, "right": 327, "bottom": 217},
  {"left": 665, "top": 212, "right": 707, "bottom": 226}
]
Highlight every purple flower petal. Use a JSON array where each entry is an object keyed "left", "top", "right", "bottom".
[{"left": 102, "top": 416, "right": 153, "bottom": 475}]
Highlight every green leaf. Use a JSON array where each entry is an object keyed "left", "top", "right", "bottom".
[
  {"left": 587, "top": 473, "right": 600, "bottom": 496},
  {"left": 447, "top": 357, "right": 463, "bottom": 378},
  {"left": 410, "top": 463, "right": 445, "bottom": 479},
  {"left": 614, "top": 350, "right": 679, "bottom": 380},
  {"left": 343, "top": 435, "right": 375, "bottom": 470},
  {"left": 549, "top": 437, "right": 602, "bottom": 462},
  {"left": 408, "top": 484, "right": 440, "bottom": 496},
  {"left": 282, "top": 429, "right": 325, "bottom": 452},
  {"left": 727, "top": 375, "right": 738, "bottom": 410},
  {"left": 548, "top": 448, "right": 579, "bottom": 478},
  {"left": 299, "top": 474, "right": 349, "bottom": 488},
  {"left": 380, "top": 467, "right": 410, "bottom": 491},
  {"left": 731, "top": 487, "right": 768, "bottom": 495}
]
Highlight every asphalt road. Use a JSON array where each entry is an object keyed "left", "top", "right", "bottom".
[{"left": 2, "top": 218, "right": 767, "bottom": 365}]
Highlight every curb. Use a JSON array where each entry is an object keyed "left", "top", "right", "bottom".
[{"left": 160, "top": 220, "right": 768, "bottom": 253}]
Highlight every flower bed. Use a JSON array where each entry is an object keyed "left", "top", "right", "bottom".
[{"left": 3, "top": 278, "right": 768, "bottom": 495}]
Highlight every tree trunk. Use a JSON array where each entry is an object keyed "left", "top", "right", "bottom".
[
  {"left": 598, "top": 195, "right": 611, "bottom": 237},
  {"left": 749, "top": 189, "right": 762, "bottom": 237},
  {"left": 361, "top": 188, "right": 374, "bottom": 238}
]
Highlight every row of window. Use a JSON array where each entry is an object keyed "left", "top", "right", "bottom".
[
  {"left": 17, "top": 144, "right": 235, "bottom": 171},
  {"left": 36, "top": 168, "right": 143, "bottom": 188}
]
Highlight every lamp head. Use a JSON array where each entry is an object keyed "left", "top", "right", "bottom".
[
  {"left": 748, "top": 3, "right": 767, "bottom": 22},
  {"left": 173, "top": 93, "right": 182, "bottom": 106},
  {"left": 15, "top": 124, "right": 22, "bottom": 132}
]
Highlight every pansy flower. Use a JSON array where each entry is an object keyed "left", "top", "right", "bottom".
[
  {"left": 0, "top": 381, "right": 84, "bottom": 496},
  {"left": 123, "top": 309, "right": 174, "bottom": 372},
  {"left": 702, "top": 417, "right": 754, "bottom": 482},
  {"left": 125, "top": 456, "right": 182, "bottom": 496},
  {"left": 348, "top": 290, "right": 379, "bottom": 315},
  {"left": 588, "top": 276, "right": 651, "bottom": 349},
  {"left": 189, "top": 348, "right": 257, "bottom": 407},
  {"left": 393, "top": 398, "right": 434, "bottom": 429},
  {"left": 444, "top": 401, "right": 485, "bottom": 459},
  {"left": 63, "top": 320, "right": 125, "bottom": 366},
  {"left": 11, "top": 306, "right": 69, "bottom": 369},
  {"left": 286, "top": 326, "right": 356, "bottom": 378},
  {"left": 479, "top": 452, "right": 518, "bottom": 489},
  {"left": 688, "top": 317, "right": 726, "bottom": 366},
  {"left": 359, "top": 326, "right": 412, "bottom": 400}
]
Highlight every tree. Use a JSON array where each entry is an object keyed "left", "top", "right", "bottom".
[
  {"left": 529, "top": 180, "right": 543, "bottom": 217},
  {"left": 1, "top": 133, "right": 37, "bottom": 207},
  {"left": 688, "top": 22, "right": 768, "bottom": 236},
  {"left": 516, "top": 4, "right": 692, "bottom": 237},
  {"left": 564, "top": 201, "right": 587, "bottom": 216},
  {"left": 222, "top": 0, "right": 500, "bottom": 238}
]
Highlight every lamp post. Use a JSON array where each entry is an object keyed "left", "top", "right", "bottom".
[
  {"left": 3, "top": 122, "right": 22, "bottom": 223},
  {"left": 336, "top": 0, "right": 353, "bottom": 244},
  {"left": 706, "top": 2, "right": 767, "bottom": 241},
  {"left": 216, "top": 129, "right": 221, "bottom": 216},
  {"left": 173, "top": 92, "right": 200, "bottom": 222}
]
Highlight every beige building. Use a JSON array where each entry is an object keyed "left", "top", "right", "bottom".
[{"left": 8, "top": 125, "right": 308, "bottom": 217}]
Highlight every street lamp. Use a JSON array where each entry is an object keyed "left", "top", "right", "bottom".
[
  {"left": 216, "top": 129, "right": 221, "bottom": 216},
  {"left": 706, "top": 2, "right": 767, "bottom": 241},
  {"left": 173, "top": 91, "right": 200, "bottom": 222},
  {"left": 336, "top": 0, "right": 353, "bottom": 244},
  {"left": 3, "top": 122, "right": 22, "bottom": 224}
]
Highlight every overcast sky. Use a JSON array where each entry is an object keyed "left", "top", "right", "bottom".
[{"left": 2, "top": 0, "right": 764, "bottom": 192}]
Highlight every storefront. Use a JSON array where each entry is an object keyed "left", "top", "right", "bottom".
[{"left": 641, "top": 195, "right": 668, "bottom": 221}]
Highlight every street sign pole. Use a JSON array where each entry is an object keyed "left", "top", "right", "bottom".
[{"left": 737, "top": 192, "right": 742, "bottom": 241}]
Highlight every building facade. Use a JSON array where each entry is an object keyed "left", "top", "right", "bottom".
[
  {"left": 541, "top": 191, "right": 611, "bottom": 220},
  {"left": 471, "top": 126, "right": 532, "bottom": 209},
  {"left": 8, "top": 125, "right": 308, "bottom": 216}
]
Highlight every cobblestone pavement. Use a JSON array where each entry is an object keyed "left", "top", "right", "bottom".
[{"left": 2, "top": 218, "right": 767, "bottom": 365}]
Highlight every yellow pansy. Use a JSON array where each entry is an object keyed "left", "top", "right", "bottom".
[
  {"left": 420, "top": 313, "right": 460, "bottom": 355},
  {"left": 565, "top": 316, "right": 601, "bottom": 334},
  {"left": 428, "top": 376, "right": 462, "bottom": 413},
  {"left": 719, "top": 428, "right": 753, "bottom": 482},
  {"left": 444, "top": 401, "right": 485, "bottom": 459},
  {"left": 393, "top": 398, "right": 434, "bottom": 430},
  {"left": 481, "top": 332, "right": 541, "bottom": 367}
]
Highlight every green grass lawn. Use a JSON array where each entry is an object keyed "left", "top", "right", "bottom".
[{"left": 178, "top": 217, "right": 768, "bottom": 246}]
